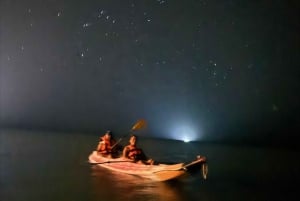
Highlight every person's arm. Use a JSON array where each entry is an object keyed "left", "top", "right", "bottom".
[
  {"left": 96, "top": 142, "right": 102, "bottom": 151},
  {"left": 97, "top": 141, "right": 107, "bottom": 153},
  {"left": 139, "top": 149, "right": 154, "bottom": 165},
  {"left": 135, "top": 149, "right": 148, "bottom": 161},
  {"left": 122, "top": 146, "right": 129, "bottom": 158}
]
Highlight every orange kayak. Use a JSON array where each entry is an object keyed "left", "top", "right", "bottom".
[{"left": 88, "top": 151, "right": 208, "bottom": 181}]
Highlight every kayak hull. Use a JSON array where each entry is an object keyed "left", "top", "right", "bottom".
[{"left": 88, "top": 151, "right": 207, "bottom": 181}]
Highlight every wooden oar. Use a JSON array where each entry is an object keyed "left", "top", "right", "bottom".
[{"left": 111, "top": 119, "right": 147, "bottom": 149}]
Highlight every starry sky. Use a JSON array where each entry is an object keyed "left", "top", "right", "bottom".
[{"left": 0, "top": 0, "right": 299, "bottom": 144}]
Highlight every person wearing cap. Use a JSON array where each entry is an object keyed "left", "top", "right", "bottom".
[{"left": 96, "top": 131, "right": 117, "bottom": 157}]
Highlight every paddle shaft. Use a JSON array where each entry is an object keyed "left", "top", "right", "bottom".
[{"left": 110, "top": 138, "right": 123, "bottom": 150}]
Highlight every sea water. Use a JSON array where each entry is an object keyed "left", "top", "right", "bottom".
[{"left": 1, "top": 129, "right": 299, "bottom": 201}]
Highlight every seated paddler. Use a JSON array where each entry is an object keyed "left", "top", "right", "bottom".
[
  {"left": 122, "top": 135, "right": 154, "bottom": 165},
  {"left": 96, "top": 130, "right": 121, "bottom": 157}
]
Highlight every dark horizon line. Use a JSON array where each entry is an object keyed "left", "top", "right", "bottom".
[{"left": 1, "top": 125, "right": 299, "bottom": 151}]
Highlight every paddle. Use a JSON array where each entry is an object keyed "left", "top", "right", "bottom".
[
  {"left": 130, "top": 119, "right": 147, "bottom": 132},
  {"left": 110, "top": 119, "right": 147, "bottom": 149}
]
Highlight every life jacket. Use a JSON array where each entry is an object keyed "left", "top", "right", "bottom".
[
  {"left": 98, "top": 138, "right": 113, "bottom": 154},
  {"left": 127, "top": 145, "right": 143, "bottom": 160}
]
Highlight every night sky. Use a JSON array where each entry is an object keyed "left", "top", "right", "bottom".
[{"left": 1, "top": 0, "right": 299, "bottom": 144}]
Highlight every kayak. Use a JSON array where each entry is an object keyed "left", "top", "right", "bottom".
[{"left": 88, "top": 151, "right": 208, "bottom": 181}]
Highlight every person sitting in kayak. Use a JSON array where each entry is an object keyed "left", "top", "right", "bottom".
[
  {"left": 97, "top": 131, "right": 121, "bottom": 157},
  {"left": 122, "top": 135, "right": 154, "bottom": 165}
]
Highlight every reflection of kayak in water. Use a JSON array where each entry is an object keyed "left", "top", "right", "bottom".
[
  {"left": 88, "top": 151, "right": 208, "bottom": 181},
  {"left": 90, "top": 165, "right": 188, "bottom": 201}
]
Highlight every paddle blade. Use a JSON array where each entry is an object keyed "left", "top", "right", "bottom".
[{"left": 131, "top": 119, "right": 147, "bottom": 131}]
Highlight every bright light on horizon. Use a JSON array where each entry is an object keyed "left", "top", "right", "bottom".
[
  {"left": 183, "top": 137, "right": 190, "bottom": 143},
  {"left": 167, "top": 122, "right": 201, "bottom": 142}
]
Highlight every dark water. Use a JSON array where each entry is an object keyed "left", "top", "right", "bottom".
[{"left": 1, "top": 129, "right": 299, "bottom": 201}]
